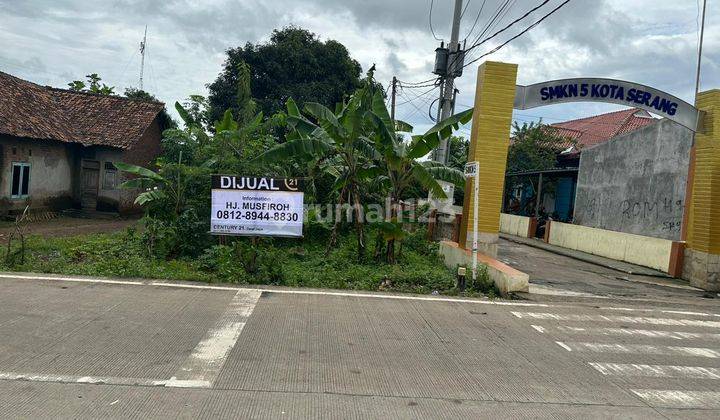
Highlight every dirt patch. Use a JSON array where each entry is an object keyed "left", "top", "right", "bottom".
[{"left": 0, "top": 216, "right": 139, "bottom": 239}]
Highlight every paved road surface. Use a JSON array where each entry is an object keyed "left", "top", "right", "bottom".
[
  {"left": 498, "top": 238, "right": 715, "bottom": 305},
  {"left": 0, "top": 272, "right": 718, "bottom": 418}
]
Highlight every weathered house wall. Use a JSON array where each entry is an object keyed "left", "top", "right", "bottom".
[
  {"left": 0, "top": 135, "right": 74, "bottom": 212},
  {"left": 0, "top": 117, "right": 162, "bottom": 215},
  {"left": 573, "top": 119, "right": 692, "bottom": 240},
  {"left": 0, "top": 71, "right": 166, "bottom": 215}
]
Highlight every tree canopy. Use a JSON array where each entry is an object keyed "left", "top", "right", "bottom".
[
  {"left": 207, "top": 26, "right": 362, "bottom": 123},
  {"left": 506, "top": 121, "right": 571, "bottom": 174}
]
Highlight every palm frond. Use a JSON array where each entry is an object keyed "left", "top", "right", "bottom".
[
  {"left": 115, "top": 162, "right": 164, "bottom": 182},
  {"left": 411, "top": 163, "right": 447, "bottom": 199},
  {"left": 422, "top": 107, "right": 474, "bottom": 146},
  {"left": 423, "top": 164, "right": 466, "bottom": 187},
  {"left": 254, "top": 137, "right": 333, "bottom": 163}
]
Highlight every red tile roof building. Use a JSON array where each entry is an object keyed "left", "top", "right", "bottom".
[
  {"left": 548, "top": 108, "right": 657, "bottom": 154},
  {"left": 0, "top": 71, "right": 164, "bottom": 149},
  {"left": 0, "top": 71, "right": 166, "bottom": 214}
]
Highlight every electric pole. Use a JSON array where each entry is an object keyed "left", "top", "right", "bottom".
[
  {"left": 432, "top": 0, "right": 464, "bottom": 164},
  {"left": 391, "top": 76, "right": 398, "bottom": 121},
  {"left": 139, "top": 25, "right": 147, "bottom": 91},
  {"left": 694, "top": 0, "right": 707, "bottom": 102}
]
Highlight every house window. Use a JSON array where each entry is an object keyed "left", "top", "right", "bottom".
[
  {"left": 103, "top": 162, "right": 117, "bottom": 190},
  {"left": 11, "top": 162, "right": 30, "bottom": 198}
]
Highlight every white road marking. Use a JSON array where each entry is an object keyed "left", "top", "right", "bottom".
[
  {"left": 0, "top": 371, "right": 167, "bottom": 387},
  {"left": 166, "top": 289, "right": 261, "bottom": 388},
  {"left": 601, "top": 307, "right": 720, "bottom": 317},
  {"left": 0, "top": 273, "right": 145, "bottom": 286},
  {"left": 0, "top": 272, "right": 550, "bottom": 307},
  {"left": 631, "top": 389, "right": 720, "bottom": 409},
  {"left": 528, "top": 284, "right": 604, "bottom": 298},
  {"left": 662, "top": 310, "right": 720, "bottom": 318},
  {"left": 555, "top": 341, "right": 720, "bottom": 358},
  {"left": 511, "top": 312, "right": 720, "bottom": 328},
  {"left": 553, "top": 326, "right": 720, "bottom": 341},
  {"left": 555, "top": 341, "right": 572, "bottom": 351},
  {"left": 530, "top": 325, "right": 546, "bottom": 333},
  {"left": 589, "top": 363, "right": 720, "bottom": 379}
]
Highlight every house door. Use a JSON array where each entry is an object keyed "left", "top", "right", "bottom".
[{"left": 81, "top": 160, "right": 100, "bottom": 210}]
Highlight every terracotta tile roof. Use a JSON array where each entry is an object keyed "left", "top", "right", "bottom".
[
  {"left": 0, "top": 71, "right": 164, "bottom": 149},
  {"left": 548, "top": 108, "right": 657, "bottom": 152}
]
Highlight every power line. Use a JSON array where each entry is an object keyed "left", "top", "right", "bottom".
[
  {"left": 428, "top": 0, "right": 442, "bottom": 41},
  {"left": 471, "top": 0, "right": 512, "bottom": 47},
  {"left": 398, "top": 77, "right": 439, "bottom": 86},
  {"left": 462, "top": 0, "right": 573, "bottom": 70},
  {"left": 464, "top": 0, "right": 487, "bottom": 41},
  {"left": 486, "top": 0, "right": 518, "bottom": 38},
  {"left": 399, "top": 80, "right": 439, "bottom": 89},
  {"left": 468, "top": 0, "right": 549, "bottom": 56},
  {"left": 448, "top": 0, "right": 512, "bottom": 72},
  {"left": 460, "top": 0, "right": 471, "bottom": 18},
  {"left": 396, "top": 85, "right": 439, "bottom": 106}
]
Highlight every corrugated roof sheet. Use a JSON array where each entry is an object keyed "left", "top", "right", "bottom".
[{"left": 0, "top": 71, "right": 164, "bottom": 149}]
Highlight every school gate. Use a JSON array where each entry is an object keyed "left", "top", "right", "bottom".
[{"left": 459, "top": 61, "right": 719, "bottom": 291}]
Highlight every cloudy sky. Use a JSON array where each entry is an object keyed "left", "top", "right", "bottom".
[{"left": 1, "top": 0, "right": 718, "bottom": 136}]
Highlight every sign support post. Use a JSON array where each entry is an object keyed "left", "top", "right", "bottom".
[{"left": 465, "top": 161, "right": 479, "bottom": 282}]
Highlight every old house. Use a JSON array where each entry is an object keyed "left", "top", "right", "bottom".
[{"left": 0, "top": 71, "right": 165, "bottom": 215}]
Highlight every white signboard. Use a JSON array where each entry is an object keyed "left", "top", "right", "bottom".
[
  {"left": 211, "top": 175, "right": 304, "bottom": 237},
  {"left": 464, "top": 161, "right": 478, "bottom": 178}
]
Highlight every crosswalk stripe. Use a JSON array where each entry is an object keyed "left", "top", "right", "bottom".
[
  {"left": 512, "top": 312, "right": 720, "bottom": 328},
  {"left": 551, "top": 326, "right": 720, "bottom": 341},
  {"left": 555, "top": 341, "right": 720, "bottom": 358},
  {"left": 631, "top": 389, "right": 720, "bottom": 409},
  {"left": 600, "top": 307, "right": 720, "bottom": 318},
  {"left": 589, "top": 363, "right": 720, "bottom": 379}
]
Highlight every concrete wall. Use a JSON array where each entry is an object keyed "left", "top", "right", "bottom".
[
  {"left": 499, "top": 213, "right": 532, "bottom": 237},
  {"left": 0, "top": 135, "right": 74, "bottom": 212},
  {"left": 439, "top": 241, "right": 529, "bottom": 295},
  {"left": 548, "top": 221, "right": 674, "bottom": 272},
  {"left": 574, "top": 119, "right": 692, "bottom": 240}
]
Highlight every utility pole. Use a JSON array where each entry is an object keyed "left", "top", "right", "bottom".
[
  {"left": 694, "top": 0, "right": 707, "bottom": 102},
  {"left": 139, "top": 25, "right": 147, "bottom": 91},
  {"left": 390, "top": 76, "right": 398, "bottom": 121},
  {"left": 432, "top": 0, "right": 463, "bottom": 164}
]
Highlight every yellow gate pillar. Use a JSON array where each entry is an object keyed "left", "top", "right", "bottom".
[
  {"left": 458, "top": 61, "right": 518, "bottom": 257},
  {"left": 683, "top": 89, "right": 720, "bottom": 291}
]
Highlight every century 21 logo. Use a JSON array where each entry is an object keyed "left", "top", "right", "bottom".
[{"left": 284, "top": 179, "right": 299, "bottom": 191}]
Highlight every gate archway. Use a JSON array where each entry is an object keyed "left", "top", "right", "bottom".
[{"left": 458, "top": 61, "right": 718, "bottom": 291}]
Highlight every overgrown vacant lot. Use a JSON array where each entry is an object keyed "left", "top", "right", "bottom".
[{"left": 2, "top": 224, "right": 496, "bottom": 297}]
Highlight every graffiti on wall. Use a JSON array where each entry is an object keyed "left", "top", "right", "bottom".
[{"left": 619, "top": 197, "right": 683, "bottom": 232}]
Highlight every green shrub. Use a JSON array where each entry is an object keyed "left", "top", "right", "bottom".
[{"left": 3, "top": 222, "right": 497, "bottom": 298}]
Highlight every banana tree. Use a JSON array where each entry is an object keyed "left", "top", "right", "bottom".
[
  {"left": 255, "top": 80, "right": 381, "bottom": 259},
  {"left": 365, "top": 90, "right": 472, "bottom": 262}
]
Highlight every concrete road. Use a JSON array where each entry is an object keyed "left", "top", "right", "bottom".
[
  {"left": 498, "top": 238, "right": 716, "bottom": 305},
  {"left": 0, "top": 272, "right": 719, "bottom": 419}
]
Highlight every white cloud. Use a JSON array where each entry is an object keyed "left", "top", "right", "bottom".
[{"left": 0, "top": 0, "right": 717, "bottom": 129}]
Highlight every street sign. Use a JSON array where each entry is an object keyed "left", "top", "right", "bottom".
[
  {"left": 464, "top": 161, "right": 479, "bottom": 178},
  {"left": 210, "top": 175, "right": 304, "bottom": 237},
  {"left": 513, "top": 78, "right": 700, "bottom": 131},
  {"left": 464, "top": 161, "right": 480, "bottom": 282}
]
